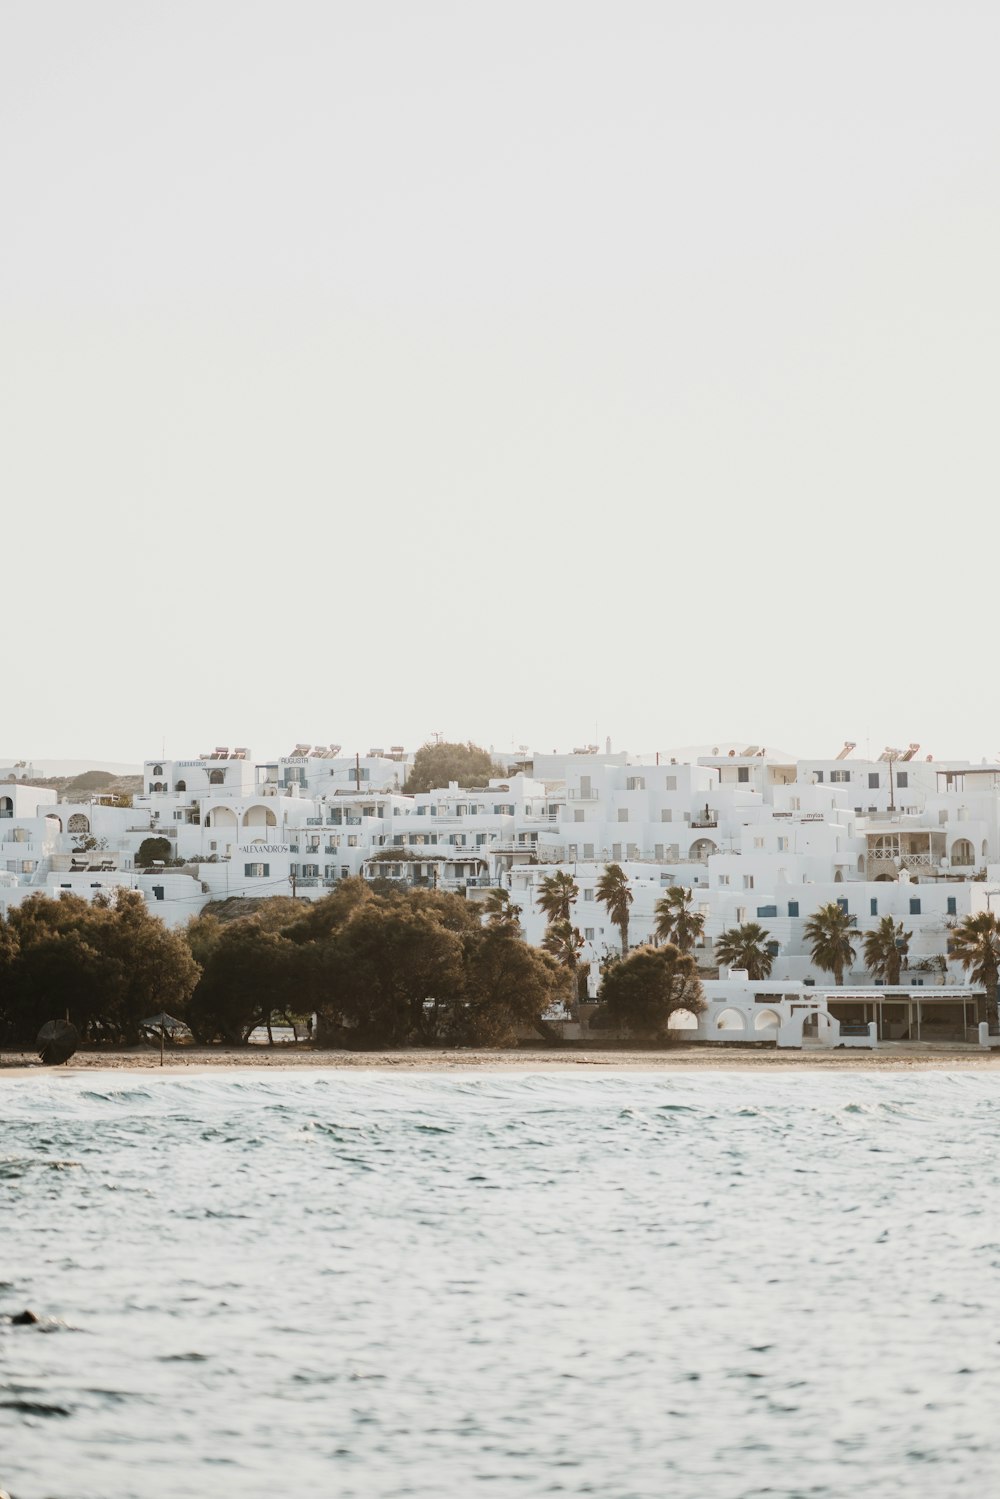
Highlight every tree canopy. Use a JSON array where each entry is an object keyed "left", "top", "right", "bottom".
[
  {"left": 137, "top": 836, "right": 172, "bottom": 867},
  {"left": 0, "top": 890, "right": 199, "bottom": 1047},
  {"left": 598, "top": 944, "right": 705, "bottom": 1041},
  {"left": 402, "top": 740, "right": 506, "bottom": 794}
]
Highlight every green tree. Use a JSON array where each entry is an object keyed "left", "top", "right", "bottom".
[
  {"left": 714, "top": 921, "right": 774, "bottom": 980},
  {"left": 596, "top": 863, "right": 633, "bottom": 954},
  {"left": 137, "top": 836, "right": 172, "bottom": 867},
  {"left": 457, "top": 926, "right": 562, "bottom": 1045},
  {"left": 535, "top": 871, "right": 578, "bottom": 926},
  {"left": 540, "top": 918, "right": 585, "bottom": 1001},
  {"left": 403, "top": 740, "right": 506, "bottom": 794},
  {"left": 653, "top": 886, "right": 705, "bottom": 952},
  {"left": 949, "top": 910, "right": 1000, "bottom": 1032},
  {"left": 599, "top": 944, "right": 705, "bottom": 1041},
  {"left": 862, "top": 916, "right": 911, "bottom": 987},
  {"left": 804, "top": 902, "right": 857, "bottom": 986},
  {"left": 2, "top": 889, "right": 198, "bottom": 1046},
  {"left": 187, "top": 922, "right": 303, "bottom": 1045},
  {"left": 315, "top": 902, "right": 467, "bottom": 1046}
]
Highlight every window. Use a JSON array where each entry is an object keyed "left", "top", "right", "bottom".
[
  {"left": 737, "top": 766, "right": 749, "bottom": 783},
  {"left": 909, "top": 898, "right": 921, "bottom": 915},
  {"left": 175, "top": 780, "right": 186, "bottom": 792},
  {"left": 896, "top": 771, "right": 908, "bottom": 788},
  {"left": 244, "top": 862, "right": 270, "bottom": 877},
  {"left": 617, "top": 808, "right": 629, "bottom": 823},
  {"left": 736, "top": 907, "right": 747, "bottom": 923},
  {"left": 870, "top": 898, "right": 878, "bottom": 916},
  {"left": 830, "top": 769, "right": 850, "bottom": 783},
  {"left": 836, "top": 898, "right": 849, "bottom": 913},
  {"left": 152, "top": 764, "right": 163, "bottom": 777},
  {"left": 303, "top": 864, "right": 319, "bottom": 877},
  {"left": 612, "top": 843, "right": 622, "bottom": 861},
  {"left": 791, "top": 797, "right": 800, "bottom": 811},
  {"left": 868, "top": 773, "right": 880, "bottom": 789},
  {"left": 777, "top": 837, "right": 788, "bottom": 851},
  {"left": 757, "top": 905, "right": 777, "bottom": 918},
  {"left": 209, "top": 769, "right": 224, "bottom": 785},
  {"left": 627, "top": 776, "right": 645, "bottom": 791},
  {"left": 815, "top": 771, "right": 824, "bottom": 782},
  {"left": 583, "top": 889, "right": 594, "bottom": 901},
  {"left": 665, "top": 775, "right": 677, "bottom": 790},
  {"left": 718, "top": 874, "right": 730, "bottom": 886},
  {"left": 661, "top": 809, "right": 672, "bottom": 822},
  {"left": 585, "top": 927, "right": 595, "bottom": 941},
  {"left": 583, "top": 845, "right": 594, "bottom": 860},
  {"left": 574, "top": 809, "right": 584, "bottom": 823},
  {"left": 753, "top": 837, "right": 765, "bottom": 849},
  {"left": 348, "top": 835, "right": 359, "bottom": 847},
  {"left": 743, "top": 875, "right": 754, "bottom": 889},
  {"left": 947, "top": 897, "right": 957, "bottom": 916},
  {"left": 787, "top": 900, "right": 799, "bottom": 917}
]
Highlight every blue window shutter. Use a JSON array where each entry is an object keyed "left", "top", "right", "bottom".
[
  {"left": 947, "top": 897, "right": 957, "bottom": 916},
  {"left": 787, "top": 901, "right": 799, "bottom": 917},
  {"left": 870, "top": 898, "right": 878, "bottom": 916},
  {"left": 909, "top": 898, "right": 921, "bottom": 915}
]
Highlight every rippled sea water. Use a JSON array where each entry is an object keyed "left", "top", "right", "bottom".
[{"left": 2, "top": 1069, "right": 1000, "bottom": 1498}]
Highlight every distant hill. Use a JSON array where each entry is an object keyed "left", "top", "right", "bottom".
[
  {"left": 0, "top": 759, "right": 142, "bottom": 778},
  {"left": 0, "top": 767, "right": 143, "bottom": 802}
]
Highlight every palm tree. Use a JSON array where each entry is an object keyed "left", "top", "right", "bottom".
[
  {"left": 863, "top": 916, "right": 910, "bottom": 987},
  {"left": 596, "top": 863, "right": 633, "bottom": 954},
  {"left": 536, "top": 870, "right": 578, "bottom": 926},
  {"left": 482, "top": 888, "right": 522, "bottom": 934},
  {"left": 541, "top": 919, "right": 585, "bottom": 971},
  {"left": 653, "top": 886, "right": 705, "bottom": 952},
  {"left": 949, "top": 910, "right": 1000, "bottom": 1032},
  {"left": 714, "top": 922, "right": 774, "bottom": 980},
  {"left": 804, "top": 902, "right": 857, "bottom": 985}
]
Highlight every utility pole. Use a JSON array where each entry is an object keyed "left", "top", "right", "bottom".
[
  {"left": 289, "top": 867, "right": 297, "bottom": 898},
  {"left": 356, "top": 751, "right": 361, "bottom": 792}
]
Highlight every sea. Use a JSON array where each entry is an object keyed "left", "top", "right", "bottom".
[{"left": 2, "top": 1068, "right": 999, "bottom": 1498}]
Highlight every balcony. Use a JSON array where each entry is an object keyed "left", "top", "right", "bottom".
[
  {"left": 567, "top": 789, "right": 599, "bottom": 801},
  {"left": 690, "top": 819, "right": 718, "bottom": 829}
]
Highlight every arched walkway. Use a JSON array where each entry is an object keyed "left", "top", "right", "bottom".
[
  {"left": 667, "top": 1008, "right": 700, "bottom": 1030},
  {"left": 208, "top": 807, "right": 237, "bottom": 829},
  {"left": 68, "top": 813, "right": 90, "bottom": 834},
  {"left": 242, "top": 805, "right": 277, "bottom": 829},
  {"left": 754, "top": 1008, "right": 781, "bottom": 1031},
  {"left": 715, "top": 1007, "right": 746, "bottom": 1031}
]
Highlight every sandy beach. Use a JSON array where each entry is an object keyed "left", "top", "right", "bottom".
[{"left": 4, "top": 1043, "right": 1000, "bottom": 1074}]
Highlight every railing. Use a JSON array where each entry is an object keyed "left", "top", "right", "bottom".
[
  {"left": 567, "top": 789, "right": 599, "bottom": 801},
  {"left": 690, "top": 819, "right": 718, "bottom": 829}
]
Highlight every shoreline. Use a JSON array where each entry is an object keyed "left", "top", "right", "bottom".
[{"left": 3, "top": 1043, "right": 1000, "bottom": 1075}]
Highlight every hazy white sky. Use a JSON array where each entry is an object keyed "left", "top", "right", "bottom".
[{"left": 2, "top": 3, "right": 998, "bottom": 765}]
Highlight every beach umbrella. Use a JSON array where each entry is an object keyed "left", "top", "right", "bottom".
[
  {"left": 36, "top": 1019, "right": 79, "bottom": 1066},
  {"left": 140, "top": 1012, "right": 191, "bottom": 1066}
]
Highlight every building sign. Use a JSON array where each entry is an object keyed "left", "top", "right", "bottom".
[{"left": 236, "top": 844, "right": 289, "bottom": 855}]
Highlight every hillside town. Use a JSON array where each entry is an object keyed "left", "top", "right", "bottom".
[{"left": 3, "top": 739, "right": 1000, "bottom": 1047}]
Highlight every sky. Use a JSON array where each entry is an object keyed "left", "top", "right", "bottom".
[{"left": 2, "top": 2, "right": 998, "bottom": 766}]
